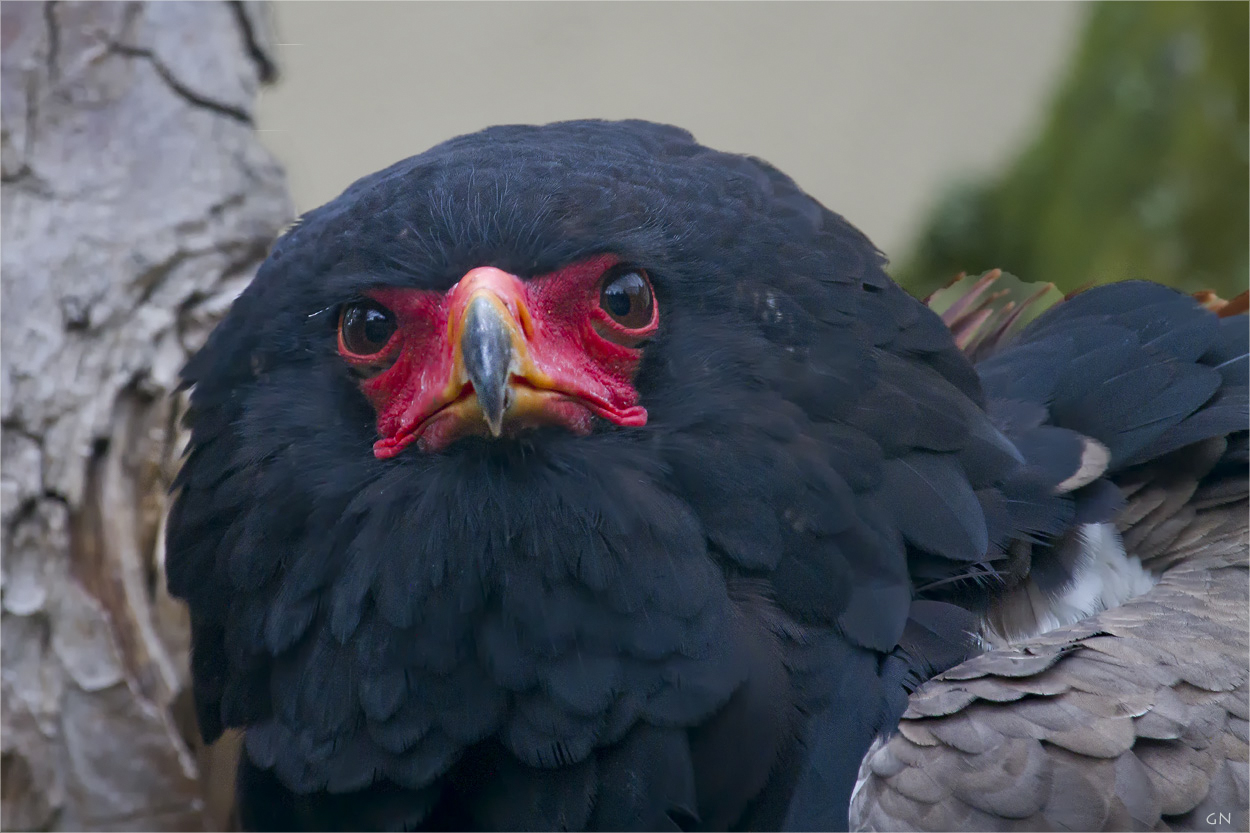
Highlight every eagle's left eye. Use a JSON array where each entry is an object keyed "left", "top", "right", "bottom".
[
  {"left": 599, "top": 266, "right": 655, "bottom": 330},
  {"left": 339, "top": 301, "right": 397, "bottom": 358}
]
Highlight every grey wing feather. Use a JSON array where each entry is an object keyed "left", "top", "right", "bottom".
[{"left": 851, "top": 439, "right": 1249, "bottom": 832}]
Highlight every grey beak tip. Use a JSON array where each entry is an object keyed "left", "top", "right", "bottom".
[
  {"left": 485, "top": 394, "right": 507, "bottom": 437},
  {"left": 462, "top": 296, "right": 514, "bottom": 434}
]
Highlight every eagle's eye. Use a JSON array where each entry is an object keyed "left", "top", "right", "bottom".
[
  {"left": 339, "top": 301, "right": 397, "bottom": 358},
  {"left": 598, "top": 266, "right": 655, "bottom": 330}
]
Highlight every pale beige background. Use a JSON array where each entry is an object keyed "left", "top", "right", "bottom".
[{"left": 255, "top": 1, "right": 1086, "bottom": 261}]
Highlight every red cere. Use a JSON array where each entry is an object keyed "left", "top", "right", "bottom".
[{"left": 339, "top": 254, "right": 658, "bottom": 457}]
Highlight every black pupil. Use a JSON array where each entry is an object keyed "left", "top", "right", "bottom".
[
  {"left": 601, "top": 271, "right": 651, "bottom": 325},
  {"left": 343, "top": 304, "right": 395, "bottom": 354}
]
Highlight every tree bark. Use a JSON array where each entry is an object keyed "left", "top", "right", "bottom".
[{"left": 1, "top": 2, "right": 291, "bottom": 829}]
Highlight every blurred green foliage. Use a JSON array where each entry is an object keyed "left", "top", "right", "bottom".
[{"left": 894, "top": 1, "right": 1249, "bottom": 299}]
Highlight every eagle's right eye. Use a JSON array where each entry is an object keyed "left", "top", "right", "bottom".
[{"left": 339, "top": 301, "right": 397, "bottom": 358}]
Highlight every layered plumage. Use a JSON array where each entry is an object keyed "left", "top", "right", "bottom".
[
  {"left": 848, "top": 278, "right": 1249, "bottom": 831},
  {"left": 165, "top": 120, "right": 1248, "bottom": 831}
]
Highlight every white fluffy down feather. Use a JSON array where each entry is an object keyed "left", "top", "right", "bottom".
[{"left": 979, "top": 522, "right": 1158, "bottom": 649}]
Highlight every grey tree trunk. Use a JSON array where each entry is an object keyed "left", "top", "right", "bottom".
[{"left": 1, "top": 2, "right": 291, "bottom": 829}]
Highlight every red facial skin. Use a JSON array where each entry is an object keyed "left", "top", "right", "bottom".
[{"left": 338, "top": 255, "right": 658, "bottom": 458}]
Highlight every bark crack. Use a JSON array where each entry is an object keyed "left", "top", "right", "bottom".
[
  {"left": 133, "top": 249, "right": 189, "bottom": 309},
  {"left": 42, "top": 1, "right": 60, "bottom": 81},
  {"left": 109, "top": 43, "right": 252, "bottom": 124},
  {"left": 1, "top": 34, "right": 45, "bottom": 186},
  {"left": 229, "top": 1, "right": 277, "bottom": 84}
]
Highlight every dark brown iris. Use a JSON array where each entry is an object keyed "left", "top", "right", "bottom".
[{"left": 599, "top": 266, "right": 654, "bottom": 329}]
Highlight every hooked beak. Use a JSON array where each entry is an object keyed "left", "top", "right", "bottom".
[
  {"left": 459, "top": 293, "right": 515, "bottom": 436},
  {"left": 437, "top": 266, "right": 574, "bottom": 443}
]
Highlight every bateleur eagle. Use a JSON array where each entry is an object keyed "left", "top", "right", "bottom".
[{"left": 165, "top": 120, "right": 1249, "bottom": 832}]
